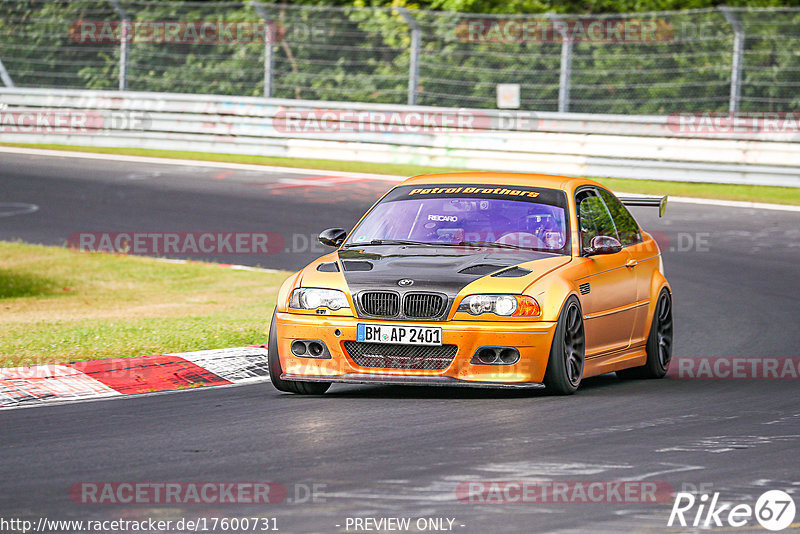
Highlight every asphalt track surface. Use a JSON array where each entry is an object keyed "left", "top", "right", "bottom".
[{"left": 1, "top": 151, "right": 799, "bottom": 533}]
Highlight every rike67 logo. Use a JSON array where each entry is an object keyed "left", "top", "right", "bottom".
[{"left": 668, "top": 490, "right": 796, "bottom": 531}]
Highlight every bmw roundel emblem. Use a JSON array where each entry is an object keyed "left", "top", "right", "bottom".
[{"left": 398, "top": 279, "right": 414, "bottom": 287}]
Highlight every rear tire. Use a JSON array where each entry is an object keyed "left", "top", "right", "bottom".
[
  {"left": 268, "top": 309, "right": 331, "bottom": 395},
  {"left": 616, "top": 289, "right": 673, "bottom": 380},
  {"left": 543, "top": 296, "right": 585, "bottom": 395}
]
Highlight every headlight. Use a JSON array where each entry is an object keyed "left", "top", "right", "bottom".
[
  {"left": 457, "top": 295, "right": 541, "bottom": 317},
  {"left": 289, "top": 288, "right": 350, "bottom": 311}
]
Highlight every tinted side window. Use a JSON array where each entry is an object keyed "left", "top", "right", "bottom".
[
  {"left": 577, "top": 190, "right": 618, "bottom": 252},
  {"left": 598, "top": 189, "right": 642, "bottom": 246}
]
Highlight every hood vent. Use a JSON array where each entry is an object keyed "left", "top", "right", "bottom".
[
  {"left": 342, "top": 260, "right": 373, "bottom": 272},
  {"left": 458, "top": 264, "right": 506, "bottom": 276},
  {"left": 492, "top": 266, "right": 532, "bottom": 278},
  {"left": 316, "top": 262, "right": 340, "bottom": 272}
]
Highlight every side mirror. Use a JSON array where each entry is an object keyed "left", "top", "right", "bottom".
[
  {"left": 585, "top": 235, "right": 622, "bottom": 256},
  {"left": 318, "top": 228, "right": 347, "bottom": 248}
]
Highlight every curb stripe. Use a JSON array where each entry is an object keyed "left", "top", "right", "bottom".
[
  {"left": 1, "top": 347, "right": 270, "bottom": 408},
  {"left": 0, "top": 365, "right": 120, "bottom": 407},
  {"left": 174, "top": 347, "right": 269, "bottom": 383},
  {"left": 66, "top": 355, "right": 232, "bottom": 395}
]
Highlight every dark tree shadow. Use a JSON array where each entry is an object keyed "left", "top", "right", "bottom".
[{"left": 0, "top": 269, "right": 60, "bottom": 298}]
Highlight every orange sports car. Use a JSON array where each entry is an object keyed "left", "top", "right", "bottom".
[{"left": 268, "top": 172, "right": 672, "bottom": 395}]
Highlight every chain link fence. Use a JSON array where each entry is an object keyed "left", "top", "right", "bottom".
[{"left": 1, "top": 0, "right": 799, "bottom": 114}]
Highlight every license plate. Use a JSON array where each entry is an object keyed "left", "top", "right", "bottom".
[{"left": 356, "top": 323, "right": 442, "bottom": 346}]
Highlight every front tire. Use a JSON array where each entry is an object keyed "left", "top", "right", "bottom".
[
  {"left": 543, "top": 296, "right": 585, "bottom": 395},
  {"left": 617, "top": 288, "right": 673, "bottom": 379},
  {"left": 268, "top": 309, "right": 331, "bottom": 395}
]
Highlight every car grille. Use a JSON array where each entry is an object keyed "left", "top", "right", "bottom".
[
  {"left": 360, "top": 291, "right": 400, "bottom": 317},
  {"left": 359, "top": 291, "right": 448, "bottom": 319},
  {"left": 403, "top": 293, "right": 447, "bottom": 319},
  {"left": 344, "top": 341, "right": 458, "bottom": 370}
]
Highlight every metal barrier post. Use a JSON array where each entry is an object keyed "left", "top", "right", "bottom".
[
  {"left": 397, "top": 8, "right": 421, "bottom": 106},
  {"left": 0, "top": 58, "right": 14, "bottom": 87},
  {"left": 251, "top": 1, "right": 274, "bottom": 98},
  {"left": 550, "top": 14, "right": 573, "bottom": 113},
  {"left": 108, "top": 0, "right": 129, "bottom": 91},
  {"left": 719, "top": 6, "right": 744, "bottom": 114}
]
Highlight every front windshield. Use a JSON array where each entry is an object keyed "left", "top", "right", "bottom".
[{"left": 345, "top": 184, "right": 570, "bottom": 254}]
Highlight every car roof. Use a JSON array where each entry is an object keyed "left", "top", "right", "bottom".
[{"left": 398, "top": 172, "right": 601, "bottom": 193}]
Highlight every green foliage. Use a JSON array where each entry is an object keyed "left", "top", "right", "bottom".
[
  {"left": 423, "top": 0, "right": 792, "bottom": 14},
  {"left": 0, "top": 0, "right": 797, "bottom": 112}
]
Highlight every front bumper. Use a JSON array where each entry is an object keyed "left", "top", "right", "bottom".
[
  {"left": 275, "top": 312, "right": 557, "bottom": 386},
  {"left": 281, "top": 373, "right": 545, "bottom": 388}
]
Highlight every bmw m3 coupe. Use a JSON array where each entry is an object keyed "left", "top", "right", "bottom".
[{"left": 268, "top": 172, "right": 672, "bottom": 395}]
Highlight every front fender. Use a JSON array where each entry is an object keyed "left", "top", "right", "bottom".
[
  {"left": 275, "top": 271, "right": 302, "bottom": 313},
  {"left": 526, "top": 273, "right": 581, "bottom": 323}
]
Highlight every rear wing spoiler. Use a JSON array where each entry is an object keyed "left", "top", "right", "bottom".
[{"left": 617, "top": 195, "right": 668, "bottom": 217}]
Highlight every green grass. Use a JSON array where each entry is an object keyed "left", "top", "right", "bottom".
[
  {"left": 592, "top": 177, "right": 800, "bottom": 206},
  {"left": 0, "top": 241, "right": 287, "bottom": 367},
  {"left": 4, "top": 142, "right": 798, "bottom": 206}
]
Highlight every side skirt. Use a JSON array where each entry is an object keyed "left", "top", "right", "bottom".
[{"left": 583, "top": 347, "right": 648, "bottom": 378}]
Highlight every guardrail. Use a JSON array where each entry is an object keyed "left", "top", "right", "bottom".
[{"left": 1, "top": 88, "right": 799, "bottom": 187}]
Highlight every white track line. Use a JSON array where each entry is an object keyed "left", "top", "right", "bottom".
[
  {"left": 669, "top": 195, "right": 800, "bottom": 212},
  {"left": 0, "top": 146, "right": 403, "bottom": 182},
  {"left": 1, "top": 145, "right": 798, "bottom": 212},
  {"left": 152, "top": 257, "right": 281, "bottom": 273}
]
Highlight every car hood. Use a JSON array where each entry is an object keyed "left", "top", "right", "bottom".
[{"left": 329, "top": 245, "right": 570, "bottom": 298}]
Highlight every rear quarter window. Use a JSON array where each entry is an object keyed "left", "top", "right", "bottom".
[{"left": 598, "top": 189, "right": 642, "bottom": 246}]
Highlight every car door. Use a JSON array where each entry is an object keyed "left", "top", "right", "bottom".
[
  {"left": 598, "top": 188, "right": 658, "bottom": 349},
  {"left": 575, "top": 188, "right": 638, "bottom": 356}
]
